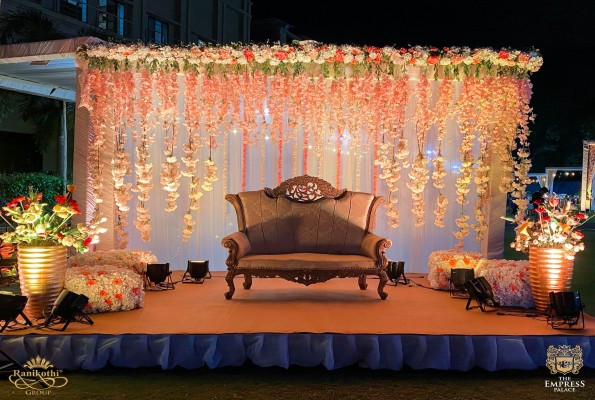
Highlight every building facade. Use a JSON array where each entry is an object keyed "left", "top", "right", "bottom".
[{"left": 2, "top": 0, "right": 252, "bottom": 45}]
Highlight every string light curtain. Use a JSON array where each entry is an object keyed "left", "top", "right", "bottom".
[{"left": 76, "top": 42, "right": 541, "bottom": 271}]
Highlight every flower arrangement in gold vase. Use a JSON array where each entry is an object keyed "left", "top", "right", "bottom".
[
  {"left": 503, "top": 194, "right": 590, "bottom": 311},
  {"left": 0, "top": 186, "right": 91, "bottom": 317}
]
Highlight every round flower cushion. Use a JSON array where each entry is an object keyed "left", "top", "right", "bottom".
[
  {"left": 64, "top": 265, "right": 145, "bottom": 313},
  {"left": 68, "top": 249, "right": 157, "bottom": 274},
  {"left": 427, "top": 250, "right": 485, "bottom": 290}
]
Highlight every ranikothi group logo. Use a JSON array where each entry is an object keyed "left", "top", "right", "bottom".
[
  {"left": 545, "top": 345, "right": 585, "bottom": 392},
  {"left": 9, "top": 356, "right": 68, "bottom": 395}
]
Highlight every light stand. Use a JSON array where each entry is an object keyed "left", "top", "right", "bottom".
[
  {"left": 0, "top": 293, "right": 32, "bottom": 333},
  {"left": 547, "top": 291, "right": 585, "bottom": 330},
  {"left": 145, "top": 263, "right": 175, "bottom": 290},
  {"left": 0, "top": 346, "right": 27, "bottom": 376},
  {"left": 386, "top": 261, "right": 409, "bottom": 286},
  {"left": 449, "top": 268, "right": 474, "bottom": 298},
  {"left": 182, "top": 260, "right": 211, "bottom": 284},
  {"left": 43, "top": 290, "right": 94, "bottom": 332},
  {"left": 464, "top": 277, "right": 499, "bottom": 312}
]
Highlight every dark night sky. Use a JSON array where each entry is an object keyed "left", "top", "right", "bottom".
[{"left": 252, "top": 0, "right": 595, "bottom": 170}]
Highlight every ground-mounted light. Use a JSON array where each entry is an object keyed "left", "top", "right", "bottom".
[
  {"left": 0, "top": 293, "right": 32, "bottom": 333},
  {"left": 464, "top": 277, "right": 499, "bottom": 312},
  {"left": 44, "top": 289, "right": 93, "bottom": 331},
  {"left": 449, "top": 268, "right": 474, "bottom": 298},
  {"left": 145, "top": 263, "right": 175, "bottom": 290},
  {"left": 386, "top": 261, "right": 408, "bottom": 286},
  {"left": 183, "top": 260, "right": 211, "bottom": 284},
  {"left": 547, "top": 291, "right": 585, "bottom": 329}
]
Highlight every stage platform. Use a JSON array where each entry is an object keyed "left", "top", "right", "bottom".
[{"left": 1, "top": 272, "right": 594, "bottom": 371}]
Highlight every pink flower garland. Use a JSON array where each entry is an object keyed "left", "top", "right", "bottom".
[
  {"left": 110, "top": 70, "right": 135, "bottom": 248},
  {"left": 431, "top": 77, "right": 455, "bottom": 228},
  {"left": 156, "top": 70, "right": 181, "bottom": 212},
  {"left": 85, "top": 68, "right": 109, "bottom": 243},
  {"left": 181, "top": 71, "right": 203, "bottom": 242},
  {"left": 131, "top": 70, "right": 156, "bottom": 242},
  {"left": 408, "top": 72, "right": 432, "bottom": 227},
  {"left": 453, "top": 77, "right": 481, "bottom": 247}
]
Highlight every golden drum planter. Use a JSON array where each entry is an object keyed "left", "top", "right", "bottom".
[
  {"left": 529, "top": 247, "right": 574, "bottom": 312},
  {"left": 17, "top": 245, "right": 67, "bottom": 318}
]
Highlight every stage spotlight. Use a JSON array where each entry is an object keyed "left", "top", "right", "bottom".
[
  {"left": 464, "top": 277, "right": 499, "bottom": 312},
  {"left": 183, "top": 260, "right": 211, "bottom": 284},
  {"left": 44, "top": 290, "right": 93, "bottom": 331},
  {"left": 0, "top": 293, "right": 32, "bottom": 333},
  {"left": 386, "top": 261, "right": 409, "bottom": 285},
  {"left": 547, "top": 291, "right": 585, "bottom": 329},
  {"left": 449, "top": 268, "right": 474, "bottom": 298},
  {"left": 146, "top": 263, "right": 175, "bottom": 290}
]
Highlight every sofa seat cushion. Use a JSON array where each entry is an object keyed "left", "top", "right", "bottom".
[{"left": 237, "top": 253, "right": 376, "bottom": 270}]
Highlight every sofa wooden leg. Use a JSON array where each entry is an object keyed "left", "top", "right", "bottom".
[
  {"left": 378, "top": 270, "right": 388, "bottom": 300},
  {"left": 243, "top": 274, "right": 252, "bottom": 289},
  {"left": 225, "top": 271, "right": 236, "bottom": 300},
  {"left": 358, "top": 275, "right": 367, "bottom": 290}
]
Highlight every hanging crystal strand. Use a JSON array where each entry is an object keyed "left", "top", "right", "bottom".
[
  {"left": 261, "top": 129, "right": 266, "bottom": 188},
  {"left": 222, "top": 128, "right": 229, "bottom": 220},
  {"left": 355, "top": 135, "right": 362, "bottom": 192}
]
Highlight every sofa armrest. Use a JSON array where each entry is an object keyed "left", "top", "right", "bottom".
[
  {"left": 222, "top": 232, "right": 251, "bottom": 269},
  {"left": 361, "top": 233, "right": 392, "bottom": 269}
]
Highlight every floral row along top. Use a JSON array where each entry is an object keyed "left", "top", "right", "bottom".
[
  {"left": 0, "top": 186, "right": 91, "bottom": 253},
  {"left": 78, "top": 42, "right": 543, "bottom": 78},
  {"left": 505, "top": 194, "right": 591, "bottom": 260}
]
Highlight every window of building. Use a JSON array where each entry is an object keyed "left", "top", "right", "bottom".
[
  {"left": 98, "top": 1, "right": 128, "bottom": 37},
  {"left": 149, "top": 17, "right": 169, "bottom": 44},
  {"left": 60, "top": 0, "right": 87, "bottom": 22}
]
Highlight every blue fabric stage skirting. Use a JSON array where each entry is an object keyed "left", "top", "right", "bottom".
[{"left": 1, "top": 333, "right": 594, "bottom": 371}]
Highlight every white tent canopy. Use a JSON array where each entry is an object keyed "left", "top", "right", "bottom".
[{"left": 0, "top": 37, "right": 103, "bottom": 101}]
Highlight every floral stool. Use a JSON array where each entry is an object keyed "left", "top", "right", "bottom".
[
  {"left": 64, "top": 265, "right": 145, "bottom": 313},
  {"left": 427, "top": 250, "right": 486, "bottom": 290}
]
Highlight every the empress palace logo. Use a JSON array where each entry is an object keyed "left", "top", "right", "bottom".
[
  {"left": 544, "top": 345, "right": 585, "bottom": 393},
  {"left": 546, "top": 345, "right": 583, "bottom": 375},
  {"left": 9, "top": 356, "right": 68, "bottom": 395}
]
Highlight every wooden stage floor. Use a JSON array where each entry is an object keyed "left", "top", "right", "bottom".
[{"left": 5, "top": 271, "right": 595, "bottom": 336}]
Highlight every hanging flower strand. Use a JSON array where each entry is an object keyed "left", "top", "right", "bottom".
[
  {"left": 407, "top": 71, "right": 432, "bottom": 227},
  {"left": 156, "top": 70, "right": 181, "bottom": 212},
  {"left": 453, "top": 76, "right": 480, "bottom": 248},
  {"left": 131, "top": 70, "right": 156, "bottom": 242},
  {"left": 431, "top": 76, "right": 455, "bottom": 228},
  {"left": 181, "top": 71, "right": 203, "bottom": 242},
  {"left": 85, "top": 68, "right": 109, "bottom": 243},
  {"left": 110, "top": 69, "right": 135, "bottom": 249}
]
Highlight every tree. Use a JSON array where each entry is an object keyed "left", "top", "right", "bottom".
[{"left": 0, "top": 8, "right": 67, "bottom": 44}]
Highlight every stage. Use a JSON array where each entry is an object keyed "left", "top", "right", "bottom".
[{"left": 1, "top": 272, "right": 594, "bottom": 371}]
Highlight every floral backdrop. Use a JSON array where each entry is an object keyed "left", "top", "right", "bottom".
[{"left": 75, "top": 42, "right": 540, "bottom": 269}]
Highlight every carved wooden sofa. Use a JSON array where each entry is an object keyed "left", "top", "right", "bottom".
[{"left": 221, "top": 175, "right": 392, "bottom": 300}]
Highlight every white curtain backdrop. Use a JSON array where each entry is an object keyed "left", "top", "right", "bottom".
[{"left": 77, "top": 68, "right": 499, "bottom": 273}]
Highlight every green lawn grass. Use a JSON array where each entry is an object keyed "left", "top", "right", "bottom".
[{"left": 1, "top": 363, "right": 595, "bottom": 400}]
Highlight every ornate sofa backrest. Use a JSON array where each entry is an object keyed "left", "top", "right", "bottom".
[{"left": 226, "top": 175, "right": 384, "bottom": 255}]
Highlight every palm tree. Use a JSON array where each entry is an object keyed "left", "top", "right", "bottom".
[{"left": 0, "top": 8, "right": 66, "bottom": 44}]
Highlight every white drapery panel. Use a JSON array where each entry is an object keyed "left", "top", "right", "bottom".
[{"left": 75, "top": 69, "right": 506, "bottom": 273}]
